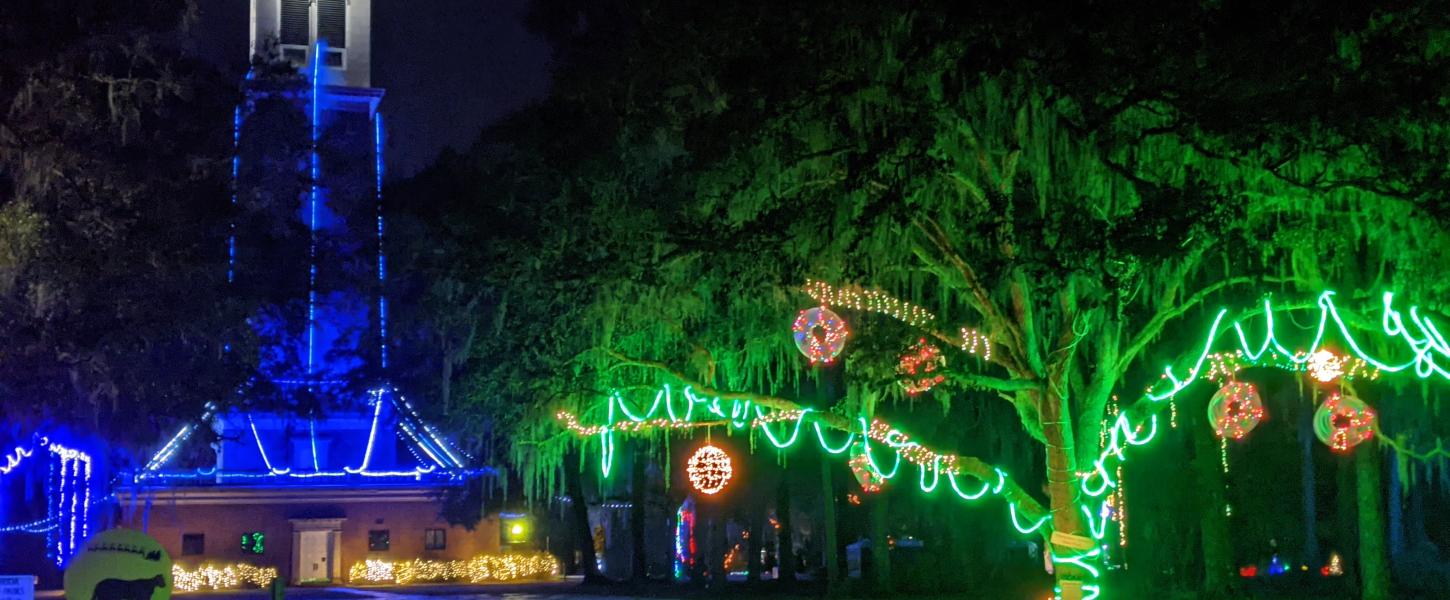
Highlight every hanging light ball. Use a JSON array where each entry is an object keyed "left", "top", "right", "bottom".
[
  {"left": 1313, "top": 393, "right": 1377, "bottom": 452},
  {"left": 1306, "top": 349, "right": 1345, "bottom": 383},
  {"left": 792, "top": 306, "right": 849, "bottom": 364},
  {"left": 1207, "top": 381, "right": 1266, "bottom": 440},
  {"left": 685, "top": 444, "right": 733, "bottom": 495}
]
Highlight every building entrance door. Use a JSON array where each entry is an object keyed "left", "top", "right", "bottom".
[
  {"left": 298, "top": 530, "right": 330, "bottom": 582},
  {"left": 290, "top": 518, "right": 345, "bottom": 584}
]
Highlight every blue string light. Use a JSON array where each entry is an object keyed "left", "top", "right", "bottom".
[
  {"left": 0, "top": 516, "right": 58, "bottom": 534},
  {"left": 375, "top": 114, "right": 389, "bottom": 369},
  {"left": 310, "top": 417, "right": 320, "bottom": 471},
  {"left": 306, "top": 41, "right": 324, "bottom": 376},
  {"left": 228, "top": 104, "right": 241, "bottom": 283}
]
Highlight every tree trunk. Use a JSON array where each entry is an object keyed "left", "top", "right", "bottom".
[
  {"left": 440, "top": 336, "right": 453, "bottom": 415},
  {"left": 777, "top": 479, "right": 796, "bottom": 585},
  {"left": 747, "top": 510, "right": 763, "bottom": 582},
  {"left": 1300, "top": 410, "right": 1319, "bottom": 567},
  {"left": 711, "top": 513, "right": 727, "bottom": 587},
  {"left": 870, "top": 492, "right": 892, "bottom": 593},
  {"left": 1039, "top": 390, "right": 1090, "bottom": 598},
  {"left": 1387, "top": 447, "right": 1403, "bottom": 564},
  {"left": 565, "top": 450, "right": 604, "bottom": 582},
  {"left": 631, "top": 446, "right": 648, "bottom": 581},
  {"left": 1356, "top": 445, "right": 1391, "bottom": 600},
  {"left": 820, "top": 456, "right": 841, "bottom": 589},
  {"left": 1191, "top": 416, "right": 1234, "bottom": 598}
]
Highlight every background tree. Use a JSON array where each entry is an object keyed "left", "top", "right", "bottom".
[
  {"left": 400, "top": 0, "right": 1450, "bottom": 595},
  {"left": 0, "top": 0, "right": 256, "bottom": 453}
]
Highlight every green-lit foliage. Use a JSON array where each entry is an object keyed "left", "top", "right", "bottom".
[{"left": 406, "top": 1, "right": 1450, "bottom": 592}]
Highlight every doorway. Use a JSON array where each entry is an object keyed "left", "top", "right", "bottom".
[{"left": 289, "top": 518, "right": 345, "bottom": 584}]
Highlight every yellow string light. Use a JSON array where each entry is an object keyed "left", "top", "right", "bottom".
[
  {"left": 171, "top": 563, "right": 278, "bottom": 592},
  {"left": 347, "top": 553, "right": 560, "bottom": 584}
]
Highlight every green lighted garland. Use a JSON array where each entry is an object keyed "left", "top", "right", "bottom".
[{"left": 563, "top": 291, "right": 1444, "bottom": 600}]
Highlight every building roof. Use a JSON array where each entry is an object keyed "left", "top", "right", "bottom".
[{"left": 133, "top": 386, "right": 482, "bottom": 488}]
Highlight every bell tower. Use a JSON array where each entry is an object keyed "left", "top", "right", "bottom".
[{"left": 233, "top": 0, "right": 389, "bottom": 402}]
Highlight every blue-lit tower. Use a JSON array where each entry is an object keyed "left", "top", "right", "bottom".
[
  {"left": 135, "top": 0, "right": 466, "bottom": 493},
  {"left": 128, "top": 1, "right": 481, "bottom": 585}
]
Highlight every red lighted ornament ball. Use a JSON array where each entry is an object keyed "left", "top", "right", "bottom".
[{"left": 686, "top": 444, "right": 733, "bottom": 495}]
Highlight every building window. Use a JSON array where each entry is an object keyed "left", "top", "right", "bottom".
[
  {"left": 280, "top": 0, "right": 310, "bottom": 46},
  {"left": 368, "top": 530, "right": 390, "bottom": 551},
  {"left": 182, "top": 533, "right": 205, "bottom": 556},
  {"left": 241, "top": 532, "right": 265, "bottom": 555},
  {"left": 317, "top": 0, "right": 347, "bottom": 48},
  {"left": 424, "top": 529, "right": 446, "bottom": 550}
]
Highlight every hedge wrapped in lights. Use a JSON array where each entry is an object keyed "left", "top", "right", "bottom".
[
  {"left": 347, "top": 552, "right": 560, "bottom": 584},
  {"left": 171, "top": 563, "right": 278, "bottom": 592}
]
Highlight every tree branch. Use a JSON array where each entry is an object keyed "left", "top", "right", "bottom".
[
  {"left": 596, "top": 347, "right": 1051, "bottom": 521},
  {"left": 1115, "top": 275, "right": 1257, "bottom": 375}
]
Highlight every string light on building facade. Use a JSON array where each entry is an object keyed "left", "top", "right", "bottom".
[
  {"left": 686, "top": 445, "right": 734, "bottom": 495},
  {"left": 792, "top": 306, "right": 849, "bottom": 364}
]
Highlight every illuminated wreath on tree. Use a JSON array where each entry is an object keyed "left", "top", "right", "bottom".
[
  {"left": 1207, "top": 381, "right": 1265, "bottom": 440},
  {"left": 1313, "top": 393, "right": 1377, "bottom": 452},
  {"left": 686, "top": 444, "right": 733, "bottom": 495},
  {"left": 847, "top": 442, "right": 885, "bottom": 493},
  {"left": 897, "top": 338, "right": 946, "bottom": 394},
  {"left": 793, "top": 306, "right": 849, "bottom": 364}
]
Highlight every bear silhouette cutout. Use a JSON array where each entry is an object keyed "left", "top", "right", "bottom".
[{"left": 91, "top": 575, "right": 166, "bottom": 600}]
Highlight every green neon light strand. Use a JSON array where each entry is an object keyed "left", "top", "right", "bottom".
[
  {"left": 1051, "top": 547, "right": 1102, "bottom": 578},
  {"left": 947, "top": 472, "right": 992, "bottom": 500},
  {"left": 859, "top": 417, "right": 901, "bottom": 479},
  {"left": 1150, "top": 292, "right": 1450, "bottom": 404},
  {"left": 575, "top": 384, "right": 1061, "bottom": 582},
  {"left": 813, "top": 422, "right": 856, "bottom": 454},
  {"left": 1009, "top": 503, "right": 1050, "bottom": 535},
  {"left": 1081, "top": 505, "right": 1107, "bottom": 540},
  {"left": 757, "top": 406, "right": 811, "bottom": 448},
  {"left": 918, "top": 458, "right": 941, "bottom": 493}
]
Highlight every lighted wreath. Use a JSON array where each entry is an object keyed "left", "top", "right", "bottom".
[
  {"left": 847, "top": 442, "right": 885, "bottom": 493},
  {"left": 897, "top": 338, "right": 946, "bottom": 394},
  {"left": 792, "top": 306, "right": 849, "bottom": 364},
  {"left": 1313, "top": 393, "right": 1377, "bottom": 452},
  {"left": 1207, "top": 381, "right": 1265, "bottom": 440},
  {"left": 685, "top": 444, "right": 733, "bottom": 495}
]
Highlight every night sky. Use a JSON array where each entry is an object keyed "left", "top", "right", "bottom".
[{"left": 192, "top": 0, "right": 553, "bottom": 178}]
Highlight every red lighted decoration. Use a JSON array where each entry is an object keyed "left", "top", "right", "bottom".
[
  {"left": 1207, "top": 381, "right": 1266, "bottom": 440},
  {"left": 1239, "top": 565, "right": 1258, "bottom": 578},
  {"left": 1313, "top": 393, "right": 1377, "bottom": 452},
  {"left": 847, "top": 443, "right": 885, "bottom": 493},
  {"left": 897, "top": 339, "right": 947, "bottom": 394}
]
